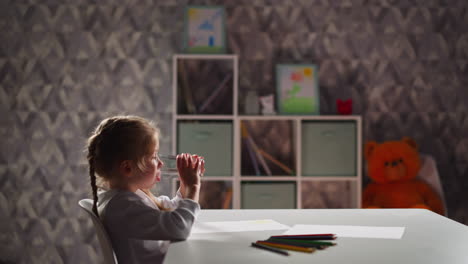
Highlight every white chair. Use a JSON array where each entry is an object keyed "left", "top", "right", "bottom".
[
  {"left": 79, "top": 199, "right": 118, "bottom": 264},
  {"left": 416, "top": 154, "right": 448, "bottom": 216}
]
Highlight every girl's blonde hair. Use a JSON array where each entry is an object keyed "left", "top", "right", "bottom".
[{"left": 86, "top": 115, "right": 168, "bottom": 217}]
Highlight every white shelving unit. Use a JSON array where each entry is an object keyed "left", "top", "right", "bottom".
[{"left": 171, "top": 54, "right": 362, "bottom": 209}]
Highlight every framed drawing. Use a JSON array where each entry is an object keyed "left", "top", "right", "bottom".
[
  {"left": 276, "top": 64, "right": 320, "bottom": 115},
  {"left": 184, "top": 6, "right": 226, "bottom": 54}
]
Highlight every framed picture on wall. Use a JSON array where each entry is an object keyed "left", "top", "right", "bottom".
[
  {"left": 184, "top": 6, "right": 226, "bottom": 54},
  {"left": 276, "top": 64, "right": 320, "bottom": 115}
]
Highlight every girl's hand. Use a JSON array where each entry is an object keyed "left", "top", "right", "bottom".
[
  {"left": 177, "top": 153, "right": 203, "bottom": 201},
  {"left": 178, "top": 155, "right": 203, "bottom": 197},
  {"left": 192, "top": 155, "right": 205, "bottom": 176},
  {"left": 177, "top": 153, "right": 202, "bottom": 188}
]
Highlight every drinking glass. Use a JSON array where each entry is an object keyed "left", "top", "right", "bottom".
[
  {"left": 159, "top": 154, "right": 179, "bottom": 177},
  {"left": 159, "top": 154, "right": 204, "bottom": 177}
]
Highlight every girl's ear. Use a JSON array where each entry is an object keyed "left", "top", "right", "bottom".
[{"left": 119, "top": 160, "right": 134, "bottom": 177}]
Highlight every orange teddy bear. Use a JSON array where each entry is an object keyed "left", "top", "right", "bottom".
[{"left": 362, "top": 137, "right": 445, "bottom": 215}]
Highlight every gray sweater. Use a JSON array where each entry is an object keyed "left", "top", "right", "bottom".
[{"left": 98, "top": 189, "right": 200, "bottom": 264}]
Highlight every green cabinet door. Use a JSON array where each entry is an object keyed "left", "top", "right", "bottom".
[
  {"left": 178, "top": 122, "right": 233, "bottom": 176},
  {"left": 302, "top": 121, "right": 357, "bottom": 176},
  {"left": 241, "top": 182, "right": 296, "bottom": 209}
]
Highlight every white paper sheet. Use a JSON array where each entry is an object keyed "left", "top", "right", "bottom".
[
  {"left": 191, "top": 219, "right": 290, "bottom": 234},
  {"left": 282, "top": 225, "right": 405, "bottom": 239}
]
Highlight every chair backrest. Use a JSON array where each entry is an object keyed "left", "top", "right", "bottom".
[
  {"left": 78, "top": 199, "right": 118, "bottom": 264},
  {"left": 416, "top": 154, "right": 447, "bottom": 216}
]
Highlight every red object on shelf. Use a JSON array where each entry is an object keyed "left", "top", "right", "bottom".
[{"left": 337, "top": 99, "right": 353, "bottom": 115}]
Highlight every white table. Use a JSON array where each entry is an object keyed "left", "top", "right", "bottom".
[{"left": 165, "top": 209, "right": 468, "bottom": 264}]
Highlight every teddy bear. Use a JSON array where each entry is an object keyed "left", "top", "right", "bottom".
[{"left": 362, "top": 137, "right": 445, "bottom": 215}]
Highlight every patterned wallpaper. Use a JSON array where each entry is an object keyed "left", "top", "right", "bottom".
[{"left": 1, "top": 0, "right": 467, "bottom": 263}]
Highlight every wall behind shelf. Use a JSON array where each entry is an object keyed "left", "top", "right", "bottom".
[{"left": 1, "top": 0, "right": 467, "bottom": 263}]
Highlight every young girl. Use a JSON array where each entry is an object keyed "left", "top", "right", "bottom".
[{"left": 86, "top": 115, "right": 204, "bottom": 264}]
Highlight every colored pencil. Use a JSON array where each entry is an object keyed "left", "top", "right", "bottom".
[
  {"left": 247, "top": 136, "right": 272, "bottom": 175},
  {"left": 244, "top": 138, "right": 261, "bottom": 176},
  {"left": 271, "top": 234, "right": 337, "bottom": 240},
  {"left": 251, "top": 242, "right": 290, "bottom": 256},
  {"left": 222, "top": 188, "right": 232, "bottom": 209},
  {"left": 256, "top": 241, "right": 316, "bottom": 253},
  {"left": 257, "top": 148, "right": 294, "bottom": 175},
  {"left": 178, "top": 63, "right": 196, "bottom": 114},
  {"left": 268, "top": 238, "right": 336, "bottom": 247},
  {"left": 241, "top": 122, "right": 272, "bottom": 176},
  {"left": 198, "top": 73, "right": 232, "bottom": 113},
  {"left": 271, "top": 233, "right": 335, "bottom": 237},
  {"left": 266, "top": 238, "right": 328, "bottom": 249}
]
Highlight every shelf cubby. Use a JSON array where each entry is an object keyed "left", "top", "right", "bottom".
[
  {"left": 240, "top": 119, "right": 296, "bottom": 177},
  {"left": 301, "top": 180, "right": 358, "bottom": 209},
  {"left": 173, "top": 179, "right": 233, "bottom": 209},
  {"left": 177, "top": 120, "right": 233, "bottom": 177},
  {"left": 175, "top": 55, "right": 236, "bottom": 115},
  {"left": 241, "top": 181, "right": 296, "bottom": 209},
  {"left": 301, "top": 120, "right": 357, "bottom": 177}
]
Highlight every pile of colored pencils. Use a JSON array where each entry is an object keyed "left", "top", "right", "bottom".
[{"left": 251, "top": 234, "right": 337, "bottom": 256}]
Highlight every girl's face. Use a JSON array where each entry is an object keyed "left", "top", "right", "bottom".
[
  {"left": 149, "top": 149, "right": 163, "bottom": 184},
  {"left": 135, "top": 146, "right": 163, "bottom": 190}
]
